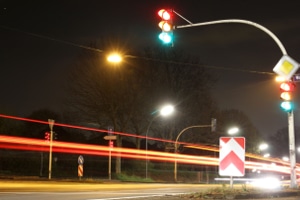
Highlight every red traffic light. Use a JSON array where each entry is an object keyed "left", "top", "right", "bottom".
[
  {"left": 44, "top": 132, "right": 50, "bottom": 141},
  {"left": 158, "top": 9, "right": 171, "bottom": 20},
  {"left": 280, "top": 82, "right": 295, "bottom": 92}
]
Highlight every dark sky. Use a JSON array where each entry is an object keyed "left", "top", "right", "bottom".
[{"left": 1, "top": 0, "right": 300, "bottom": 139}]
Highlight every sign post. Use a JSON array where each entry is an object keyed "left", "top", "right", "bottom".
[
  {"left": 78, "top": 155, "right": 84, "bottom": 180},
  {"left": 104, "top": 127, "right": 116, "bottom": 181},
  {"left": 219, "top": 137, "right": 245, "bottom": 188}
]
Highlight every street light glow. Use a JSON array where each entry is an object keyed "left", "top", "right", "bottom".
[
  {"left": 259, "top": 143, "right": 269, "bottom": 151},
  {"left": 227, "top": 127, "right": 239, "bottom": 135},
  {"left": 160, "top": 105, "right": 174, "bottom": 116},
  {"left": 107, "top": 53, "right": 122, "bottom": 63}
]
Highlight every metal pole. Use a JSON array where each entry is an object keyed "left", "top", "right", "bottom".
[
  {"left": 48, "top": 119, "right": 55, "bottom": 180},
  {"left": 145, "top": 117, "right": 155, "bottom": 179},
  {"left": 174, "top": 125, "right": 211, "bottom": 182},
  {"left": 109, "top": 140, "right": 112, "bottom": 180},
  {"left": 230, "top": 176, "right": 233, "bottom": 188},
  {"left": 174, "top": 143, "right": 178, "bottom": 182},
  {"left": 288, "top": 111, "right": 297, "bottom": 188},
  {"left": 175, "top": 18, "right": 287, "bottom": 56}
]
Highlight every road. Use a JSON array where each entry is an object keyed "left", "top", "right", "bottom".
[
  {"left": 1, "top": 180, "right": 300, "bottom": 200},
  {"left": 0, "top": 180, "right": 207, "bottom": 200}
]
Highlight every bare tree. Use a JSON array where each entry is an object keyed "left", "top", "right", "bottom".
[{"left": 65, "top": 41, "right": 218, "bottom": 173}]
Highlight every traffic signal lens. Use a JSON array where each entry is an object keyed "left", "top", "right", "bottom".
[
  {"left": 280, "top": 82, "right": 293, "bottom": 91},
  {"left": 158, "top": 9, "right": 171, "bottom": 20},
  {"left": 280, "top": 92, "right": 291, "bottom": 100},
  {"left": 159, "top": 21, "right": 172, "bottom": 31},
  {"left": 281, "top": 101, "right": 293, "bottom": 112},
  {"left": 159, "top": 32, "right": 172, "bottom": 43}
]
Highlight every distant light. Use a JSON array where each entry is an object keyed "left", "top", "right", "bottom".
[
  {"left": 227, "top": 127, "right": 239, "bottom": 135},
  {"left": 259, "top": 143, "right": 268, "bottom": 151},
  {"left": 251, "top": 177, "right": 281, "bottom": 189},
  {"left": 275, "top": 76, "right": 285, "bottom": 82},
  {"left": 263, "top": 153, "right": 270, "bottom": 158},
  {"left": 107, "top": 53, "right": 122, "bottom": 63},
  {"left": 282, "top": 156, "right": 289, "bottom": 161}
]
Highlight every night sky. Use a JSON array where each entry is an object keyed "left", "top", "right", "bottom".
[{"left": 1, "top": 0, "right": 300, "bottom": 139}]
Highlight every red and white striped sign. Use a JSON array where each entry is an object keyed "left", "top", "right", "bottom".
[
  {"left": 78, "top": 164, "right": 83, "bottom": 177},
  {"left": 219, "top": 137, "right": 245, "bottom": 176}
]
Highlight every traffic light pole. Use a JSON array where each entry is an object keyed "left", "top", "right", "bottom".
[
  {"left": 48, "top": 119, "right": 55, "bottom": 180},
  {"left": 170, "top": 11, "right": 299, "bottom": 188},
  {"left": 288, "top": 111, "right": 297, "bottom": 188},
  {"left": 174, "top": 17, "right": 287, "bottom": 55}
]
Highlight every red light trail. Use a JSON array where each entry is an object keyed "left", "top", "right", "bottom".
[
  {"left": 0, "top": 113, "right": 300, "bottom": 176},
  {"left": 1, "top": 135, "right": 299, "bottom": 176}
]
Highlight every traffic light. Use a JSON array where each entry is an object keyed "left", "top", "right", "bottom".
[
  {"left": 211, "top": 118, "right": 217, "bottom": 132},
  {"left": 280, "top": 81, "right": 295, "bottom": 112},
  {"left": 45, "top": 132, "right": 50, "bottom": 141},
  {"left": 157, "top": 9, "right": 173, "bottom": 44}
]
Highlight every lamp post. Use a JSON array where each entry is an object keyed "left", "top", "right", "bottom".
[
  {"left": 174, "top": 124, "right": 213, "bottom": 182},
  {"left": 145, "top": 104, "right": 174, "bottom": 179},
  {"left": 174, "top": 126, "right": 238, "bottom": 182}
]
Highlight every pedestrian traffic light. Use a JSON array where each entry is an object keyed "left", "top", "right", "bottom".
[
  {"left": 280, "top": 81, "right": 295, "bottom": 112},
  {"left": 157, "top": 9, "right": 173, "bottom": 44},
  {"left": 45, "top": 132, "right": 50, "bottom": 141}
]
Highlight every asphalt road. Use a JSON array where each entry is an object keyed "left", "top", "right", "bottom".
[
  {"left": 0, "top": 180, "right": 207, "bottom": 200},
  {"left": 1, "top": 180, "right": 300, "bottom": 200}
]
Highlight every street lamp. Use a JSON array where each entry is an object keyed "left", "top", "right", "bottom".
[
  {"left": 145, "top": 104, "right": 174, "bottom": 179},
  {"left": 259, "top": 143, "right": 268, "bottom": 151},
  {"left": 174, "top": 121, "right": 216, "bottom": 182},
  {"left": 227, "top": 127, "right": 239, "bottom": 135},
  {"left": 107, "top": 53, "right": 122, "bottom": 63}
]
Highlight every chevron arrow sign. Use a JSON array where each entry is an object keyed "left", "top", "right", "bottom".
[{"left": 219, "top": 137, "right": 245, "bottom": 176}]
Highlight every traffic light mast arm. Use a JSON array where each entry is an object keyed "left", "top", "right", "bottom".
[{"left": 172, "top": 11, "right": 287, "bottom": 56}]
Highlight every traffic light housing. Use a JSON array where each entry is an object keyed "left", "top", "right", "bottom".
[
  {"left": 157, "top": 9, "right": 174, "bottom": 44},
  {"left": 280, "top": 81, "right": 295, "bottom": 112},
  {"left": 53, "top": 132, "right": 58, "bottom": 140},
  {"left": 211, "top": 118, "right": 217, "bottom": 132}
]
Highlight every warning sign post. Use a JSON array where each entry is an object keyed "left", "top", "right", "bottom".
[
  {"left": 78, "top": 155, "right": 84, "bottom": 180},
  {"left": 219, "top": 137, "right": 245, "bottom": 188}
]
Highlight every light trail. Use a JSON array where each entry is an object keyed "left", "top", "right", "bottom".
[
  {"left": 1, "top": 135, "right": 299, "bottom": 176},
  {"left": 0, "top": 114, "right": 299, "bottom": 176},
  {"left": 0, "top": 113, "right": 184, "bottom": 145}
]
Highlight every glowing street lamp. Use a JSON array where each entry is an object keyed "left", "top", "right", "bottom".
[
  {"left": 259, "top": 143, "right": 269, "bottom": 151},
  {"left": 107, "top": 53, "right": 122, "bottom": 63},
  {"left": 227, "top": 127, "right": 239, "bottom": 135}
]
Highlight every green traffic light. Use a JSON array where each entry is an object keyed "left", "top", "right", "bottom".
[
  {"left": 280, "top": 101, "right": 293, "bottom": 112},
  {"left": 159, "top": 32, "right": 173, "bottom": 44}
]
